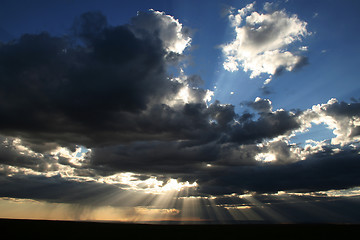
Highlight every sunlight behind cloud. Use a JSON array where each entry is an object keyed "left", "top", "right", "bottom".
[
  {"left": 255, "top": 152, "right": 277, "bottom": 162},
  {"left": 98, "top": 173, "right": 197, "bottom": 194}
]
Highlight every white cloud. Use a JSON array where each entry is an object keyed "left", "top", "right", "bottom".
[
  {"left": 299, "top": 98, "right": 360, "bottom": 145},
  {"left": 264, "top": 77, "right": 272, "bottom": 85},
  {"left": 132, "top": 9, "right": 192, "bottom": 54},
  {"left": 228, "top": 2, "right": 255, "bottom": 27},
  {"left": 222, "top": 2, "right": 309, "bottom": 80},
  {"left": 255, "top": 152, "right": 276, "bottom": 162},
  {"left": 299, "top": 46, "right": 308, "bottom": 51}
]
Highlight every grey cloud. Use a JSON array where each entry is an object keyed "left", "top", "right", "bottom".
[
  {"left": 203, "top": 193, "right": 360, "bottom": 223},
  {"left": 86, "top": 103, "right": 302, "bottom": 178},
  {"left": 198, "top": 144, "right": 360, "bottom": 195},
  {"left": 185, "top": 74, "right": 204, "bottom": 87},
  {"left": 229, "top": 109, "right": 301, "bottom": 144},
  {"left": 321, "top": 100, "right": 360, "bottom": 118},
  {"left": 130, "top": 10, "right": 191, "bottom": 54},
  {"left": 72, "top": 11, "right": 108, "bottom": 44},
  {"left": 0, "top": 173, "right": 127, "bottom": 205},
  {"left": 90, "top": 140, "right": 220, "bottom": 177},
  {"left": 246, "top": 98, "right": 273, "bottom": 113},
  {"left": 0, "top": 136, "right": 58, "bottom": 172}
]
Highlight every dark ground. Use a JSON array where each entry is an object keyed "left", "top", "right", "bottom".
[{"left": 1, "top": 218, "right": 359, "bottom": 239}]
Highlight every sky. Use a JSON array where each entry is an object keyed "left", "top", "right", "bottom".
[{"left": 1, "top": 0, "right": 360, "bottom": 223}]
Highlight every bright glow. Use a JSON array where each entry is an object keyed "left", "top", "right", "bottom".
[
  {"left": 11, "top": 138, "right": 42, "bottom": 158},
  {"left": 151, "top": 179, "right": 198, "bottom": 193},
  {"left": 149, "top": 9, "right": 191, "bottom": 54},
  {"left": 178, "top": 87, "right": 190, "bottom": 103},
  {"left": 51, "top": 146, "right": 90, "bottom": 167},
  {"left": 166, "top": 84, "right": 213, "bottom": 107},
  {"left": 255, "top": 152, "right": 277, "bottom": 162},
  {"left": 97, "top": 173, "right": 197, "bottom": 194},
  {"left": 204, "top": 89, "right": 214, "bottom": 103},
  {"left": 165, "top": 85, "right": 191, "bottom": 106}
]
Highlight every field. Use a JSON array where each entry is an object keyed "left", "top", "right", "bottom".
[{"left": 1, "top": 218, "right": 358, "bottom": 238}]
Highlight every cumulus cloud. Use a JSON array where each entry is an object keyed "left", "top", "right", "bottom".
[
  {"left": 222, "top": 2, "right": 309, "bottom": 82},
  {"left": 300, "top": 98, "right": 360, "bottom": 145}
]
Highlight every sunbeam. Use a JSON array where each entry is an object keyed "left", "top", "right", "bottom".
[{"left": 1, "top": 0, "right": 360, "bottom": 224}]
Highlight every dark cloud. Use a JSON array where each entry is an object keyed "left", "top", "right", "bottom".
[
  {"left": 185, "top": 74, "right": 204, "bottom": 87},
  {"left": 0, "top": 11, "right": 246, "bottom": 154},
  {"left": 0, "top": 173, "right": 126, "bottom": 205},
  {"left": 198, "top": 145, "right": 360, "bottom": 195},
  {"left": 229, "top": 109, "right": 300, "bottom": 144},
  {"left": 321, "top": 100, "right": 360, "bottom": 118},
  {"left": 0, "top": 11, "right": 188, "bottom": 150},
  {"left": 274, "top": 56, "right": 308, "bottom": 76},
  {"left": 90, "top": 140, "right": 220, "bottom": 176},
  {"left": 72, "top": 11, "right": 108, "bottom": 44},
  {"left": 246, "top": 98, "right": 272, "bottom": 113},
  {"left": 86, "top": 103, "right": 302, "bottom": 177},
  {"left": 203, "top": 193, "right": 360, "bottom": 223},
  {"left": 0, "top": 136, "right": 58, "bottom": 172}
]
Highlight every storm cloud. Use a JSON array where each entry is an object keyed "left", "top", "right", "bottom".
[
  {"left": 198, "top": 144, "right": 360, "bottom": 195},
  {"left": 0, "top": 11, "right": 200, "bottom": 151}
]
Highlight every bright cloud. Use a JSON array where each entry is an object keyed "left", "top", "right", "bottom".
[
  {"left": 132, "top": 9, "right": 191, "bottom": 54},
  {"left": 222, "top": 2, "right": 309, "bottom": 81},
  {"left": 300, "top": 98, "right": 360, "bottom": 145},
  {"left": 255, "top": 152, "right": 276, "bottom": 162}
]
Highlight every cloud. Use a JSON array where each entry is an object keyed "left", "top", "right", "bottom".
[
  {"left": 246, "top": 97, "right": 273, "bottom": 113},
  {"left": 0, "top": 11, "right": 201, "bottom": 151},
  {"left": 198, "top": 143, "right": 360, "bottom": 195},
  {"left": 130, "top": 9, "right": 191, "bottom": 55},
  {"left": 0, "top": 136, "right": 64, "bottom": 173},
  {"left": 0, "top": 9, "right": 360, "bottom": 209},
  {"left": 222, "top": 2, "right": 309, "bottom": 81},
  {"left": 300, "top": 98, "right": 360, "bottom": 145},
  {"left": 229, "top": 108, "right": 300, "bottom": 144},
  {"left": 87, "top": 100, "right": 302, "bottom": 179},
  {"left": 0, "top": 173, "right": 127, "bottom": 205}
]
